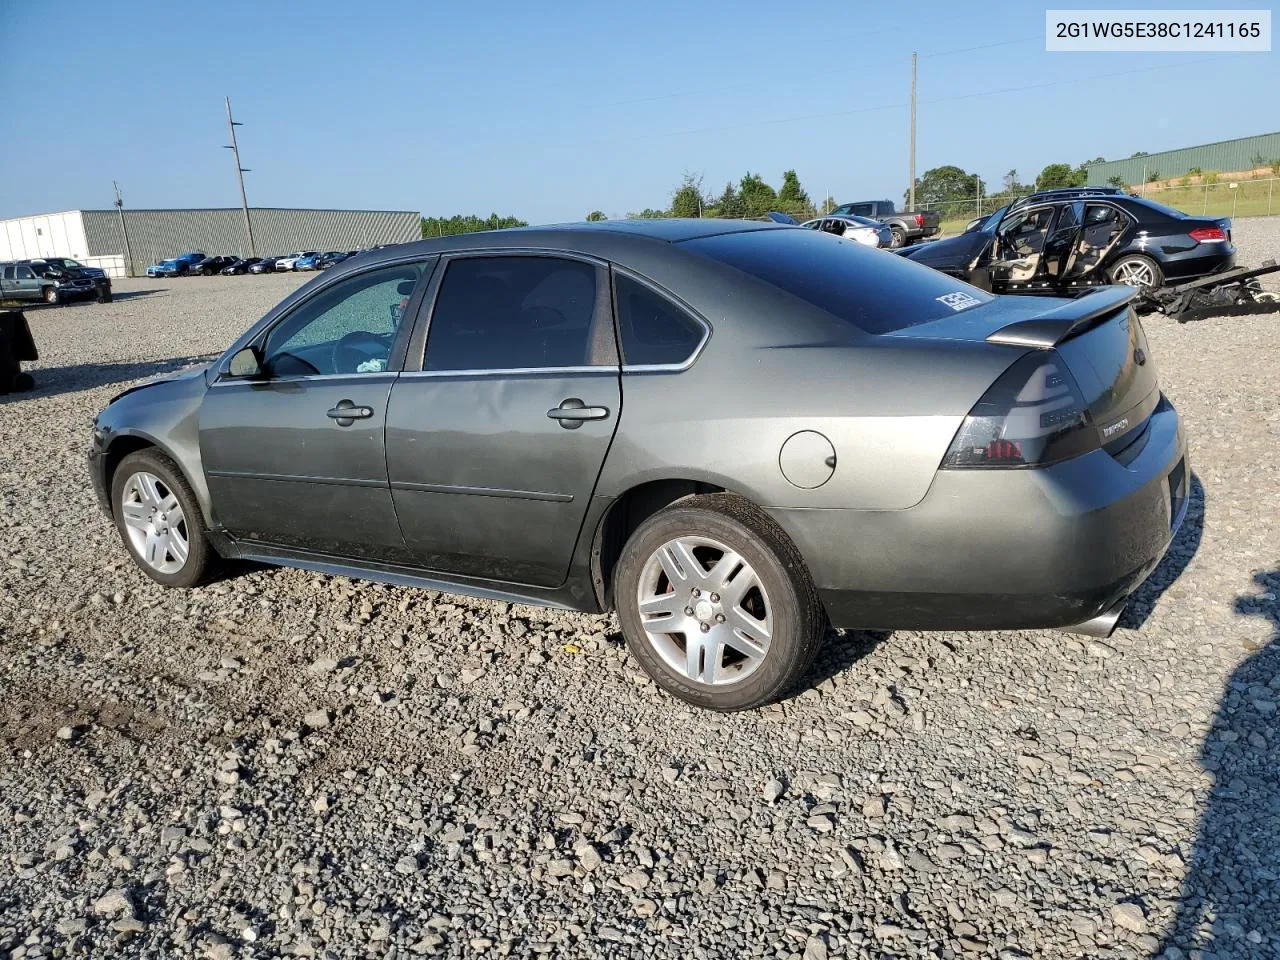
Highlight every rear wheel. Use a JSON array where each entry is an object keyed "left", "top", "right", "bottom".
[
  {"left": 111, "top": 449, "right": 214, "bottom": 588},
  {"left": 614, "top": 494, "right": 826, "bottom": 711},
  {"left": 889, "top": 225, "right": 906, "bottom": 249},
  {"left": 1109, "top": 254, "right": 1163, "bottom": 291}
]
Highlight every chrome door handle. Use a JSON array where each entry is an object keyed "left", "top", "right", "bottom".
[
  {"left": 547, "top": 397, "right": 610, "bottom": 430},
  {"left": 327, "top": 400, "right": 374, "bottom": 426}
]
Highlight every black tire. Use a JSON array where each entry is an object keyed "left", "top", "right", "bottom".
[
  {"left": 613, "top": 493, "right": 827, "bottom": 711},
  {"left": 97, "top": 288, "right": 113, "bottom": 304},
  {"left": 43, "top": 286, "right": 60, "bottom": 305},
  {"left": 110, "top": 449, "right": 215, "bottom": 588},
  {"left": 888, "top": 225, "right": 906, "bottom": 249},
  {"left": 1107, "top": 254, "right": 1164, "bottom": 291}
]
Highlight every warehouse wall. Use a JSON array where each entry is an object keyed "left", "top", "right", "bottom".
[
  {"left": 1086, "top": 132, "right": 1280, "bottom": 186},
  {"left": 0, "top": 211, "right": 89, "bottom": 261},
  {"left": 80, "top": 208, "right": 421, "bottom": 275}
]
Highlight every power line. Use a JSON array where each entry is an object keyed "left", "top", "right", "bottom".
[
  {"left": 576, "top": 55, "right": 1224, "bottom": 147},
  {"left": 919, "top": 35, "right": 1041, "bottom": 58}
]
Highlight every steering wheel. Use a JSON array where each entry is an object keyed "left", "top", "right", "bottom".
[{"left": 332, "top": 330, "right": 390, "bottom": 374}]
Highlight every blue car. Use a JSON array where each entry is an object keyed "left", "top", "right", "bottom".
[
  {"left": 146, "top": 252, "right": 206, "bottom": 278},
  {"left": 294, "top": 253, "right": 323, "bottom": 271}
]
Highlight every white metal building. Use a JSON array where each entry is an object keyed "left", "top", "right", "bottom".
[{"left": 0, "top": 207, "right": 422, "bottom": 278}]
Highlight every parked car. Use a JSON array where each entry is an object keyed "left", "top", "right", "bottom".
[
  {"left": 275, "top": 252, "right": 319, "bottom": 272},
  {"left": 800, "top": 214, "right": 893, "bottom": 248},
  {"left": 248, "top": 257, "right": 279, "bottom": 274},
  {"left": 189, "top": 256, "right": 238, "bottom": 276},
  {"left": 146, "top": 252, "right": 206, "bottom": 278},
  {"left": 2, "top": 260, "right": 111, "bottom": 304},
  {"left": 294, "top": 253, "right": 323, "bottom": 271},
  {"left": 90, "top": 221, "right": 1189, "bottom": 710},
  {"left": 318, "top": 251, "right": 352, "bottom": 269},
  {"left": 220, "top": 258, "right": 262, "bottom": 276},
  {"left": 0, "top": 309, "right": 39, "bottom": 395},
  {"left": 901, "top": 188, "right": 1235, "bottom": 295},
  {"left": 828, "top": 200, "right": 941, "bottom": 248},
  {"left": 27, "top": 257, "right": 113, "bottom": 302}
]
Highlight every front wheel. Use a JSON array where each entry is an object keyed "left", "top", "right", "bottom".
[
  {"left": 43, "top": 286, "right": 60, "bottom": 305},
  {"left": 613, "top": 494, "right": 827, "bottom": 711},
  {"left": 1108, "top": 254, "right": 1163, "bottom": 291},
  {"left": 97, "top": 288, "right": 113, "bottom": 303},
  {"left": 111, "top": 449, "right": 214, "bottom": 588}
]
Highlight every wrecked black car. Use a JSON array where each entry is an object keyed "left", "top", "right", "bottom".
[{"left": 901, "top": 188, "right": 1236, "bottom": 296}]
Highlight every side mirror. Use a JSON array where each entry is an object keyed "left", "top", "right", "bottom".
[{"left": 227, "top": 346, "right": 264, "bottom": 378}]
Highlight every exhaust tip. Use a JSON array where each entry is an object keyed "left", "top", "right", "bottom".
[{"left": 1065, "top": 600, "right": 1125, "bottom": 639}]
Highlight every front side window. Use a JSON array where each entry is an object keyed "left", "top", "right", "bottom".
[
  {"left": 261, "top": 261, "right": 425, "bottom": 377},
  {"left": 16, "top": 265, "right": 34, "bottom": 280},
  {"left": 614, "top": 274, "right": 705, "bottom": 367},
  {"left": 997, "top": 206, "right": 1054, "bottom": 257},
  {"left": 424, "top": 256, "right": 609, "bottom": 371}
]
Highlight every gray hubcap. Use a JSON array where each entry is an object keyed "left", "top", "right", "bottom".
[
  {"left": 635, "top": 536, "right": 773, "bottom": 686},
  {"left": 120, "top": 471, "right": 189, "bottom": 574},
  {"left": 1113, "top": 259, "right": 1157, "bottom": 288}
]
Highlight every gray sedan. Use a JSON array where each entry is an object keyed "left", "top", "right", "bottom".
[{"left": 89, "top": 220, "right": 1189, "bottom": 711}]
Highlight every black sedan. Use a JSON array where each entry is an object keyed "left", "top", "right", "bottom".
[
  {"left": 220, "top": 258, "right": 262, "bottom": 276},
  {"left": 319, "top": 251, "right": 353, "bottom": 269},
  {"left": 247, "top": 257, "right": 279, "bottom": 274},
  {"left": 189, "top": 256, "right": 238, "bottom": 276},
  {"left": 902, "top": 188, "right": 1235, "bottom": 295}
]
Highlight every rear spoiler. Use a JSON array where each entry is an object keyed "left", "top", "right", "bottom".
[{"left": 986, "top": 286, "right": 1138, "bottom": 348}]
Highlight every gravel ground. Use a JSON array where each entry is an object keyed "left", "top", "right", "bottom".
[{"left": 2, "top": 222, "right": 1278, "bottom": 960}]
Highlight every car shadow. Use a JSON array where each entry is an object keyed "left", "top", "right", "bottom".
[
  {"left": 3, "top": 289, "right": 164, "bottom": 312},
  {"left": 0, "top": 355, "right": 212, "bottom": 403},
  {"left": 794, "top": 627, "right": 893, "bottom": 697},
  {"left": 1119, "top": 472, "right": 1205, "bottom": 630},
  {"left": 1155, "top": 569, "right": 1280, "bottom": 956}
]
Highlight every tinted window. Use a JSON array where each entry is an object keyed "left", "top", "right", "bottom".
[
  {"left": 1127, "top": 197, "right": 1187, "bottom": 219},
  {"left": 262, "top": 262, "right": 425, "bottom": 377},
  {"left": 2, "top": 266, "right": 13, "bottom": 280},
  {"left": 615, "top": 274, "right": 705, "bottom": 366},
  {"left": 16, "top": 265, "right": 34, "bottom": 280},
  {"left": 684, "top": 228, "right": 993, "bottom": 334},
  {"left": 425, "top": 256, "right": 608, "bottom": 371}
]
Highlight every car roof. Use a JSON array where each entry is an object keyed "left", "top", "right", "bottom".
[{"left": 346, "top": 218, "right": 784, "bottom": 269}]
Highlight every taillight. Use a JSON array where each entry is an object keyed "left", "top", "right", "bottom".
[
  {"left": 1188, "top": 226, "right": 1225, "bottom": 243},
  {"left": 941, "top": 352, "right": 1098, "bottom": 468},
  {"left": 914, "top": 213, "right": 925, "bottom": 227}
]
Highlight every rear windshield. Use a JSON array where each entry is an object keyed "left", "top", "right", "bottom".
[
  {"left": 683, "top": 228, "right": 994, "bottom": 334},
  {"left": 1127, "top": 196, "right": 1188, "bottom": 219}
]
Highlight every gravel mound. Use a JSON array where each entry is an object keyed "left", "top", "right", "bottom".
[{"left": 2, "top": 234, "right": 1278, "bottom": 958}]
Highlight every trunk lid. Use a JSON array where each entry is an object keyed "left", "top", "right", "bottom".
[{"left": 886, "top": 286, "right": 1160, "bottom": 452}]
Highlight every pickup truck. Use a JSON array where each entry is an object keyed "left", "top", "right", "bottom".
[
  {"left": 1, "top": 258, "right": 112, "bottom": 304},
  {"left": 827, "top": 200, "right": 941, "bottom": 248}
]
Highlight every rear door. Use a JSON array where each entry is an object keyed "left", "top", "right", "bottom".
[
  {"left": 386, "top": 253, "right": 621, "bottom": 587},
  {"left": 1041, "top": 201, "right": 1084, "bottom": 285}
]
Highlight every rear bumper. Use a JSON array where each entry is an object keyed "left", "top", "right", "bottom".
[
  {"left": 770, "top": 396, "right": 1189, "bottom": 631},
  {"left": 1159, "top": 243, "right": 1235, "bottom": 282}
]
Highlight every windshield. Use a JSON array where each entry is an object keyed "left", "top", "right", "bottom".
[{"left": 684, "top": 227, "right": 993, "bottom": 334}]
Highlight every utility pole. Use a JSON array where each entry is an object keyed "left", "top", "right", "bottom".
[
  {"left": 908, "top": 53, "right": 918, "bottom": 210},
  {"left": 112, "top": 180, "right": 135, "bottom": 277},
  {"left": 223, "top": 97, "right": 256, "bottom": 258}
]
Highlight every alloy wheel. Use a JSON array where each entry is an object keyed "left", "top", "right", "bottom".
[
  {"left": 1113, "top": 259, "right": 1157, "bottom": 288},
  {"left": 635, "top": 536, "right": 773, "bottom": 686},
  {"left": 120, "top": 471, "right": 189, "bottom": 574}
]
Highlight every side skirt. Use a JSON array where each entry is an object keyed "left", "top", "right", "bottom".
[{"left": 206, "top": 533, "right": 602, "bottom": 614}]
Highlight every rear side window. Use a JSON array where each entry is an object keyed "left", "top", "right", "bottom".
[
  {"left": 684, "top": 228, "right": 993, "bottom": 334},
  {"left": 614, "top": 274, "right": 705, "bottom": 367},
  {"left": 424, "top": 256, "right": 613, "bottom": 371}
]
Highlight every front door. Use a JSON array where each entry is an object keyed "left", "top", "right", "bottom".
[
  {"left": 199, "top": 260, "right": 432, "bottom": 562},
  {"left": 13, "top": 264, "right": 41, "bottom": 300},
  {"left": 387, "top": 254, "right": 621, "bottom": 587},
  {"left": 987, "top": 205, "right": 1056, "bottom": 294}
]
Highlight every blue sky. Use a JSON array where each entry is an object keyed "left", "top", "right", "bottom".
[{"left": 0, "top": 0, "right": 1273, "bottom": 223}]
